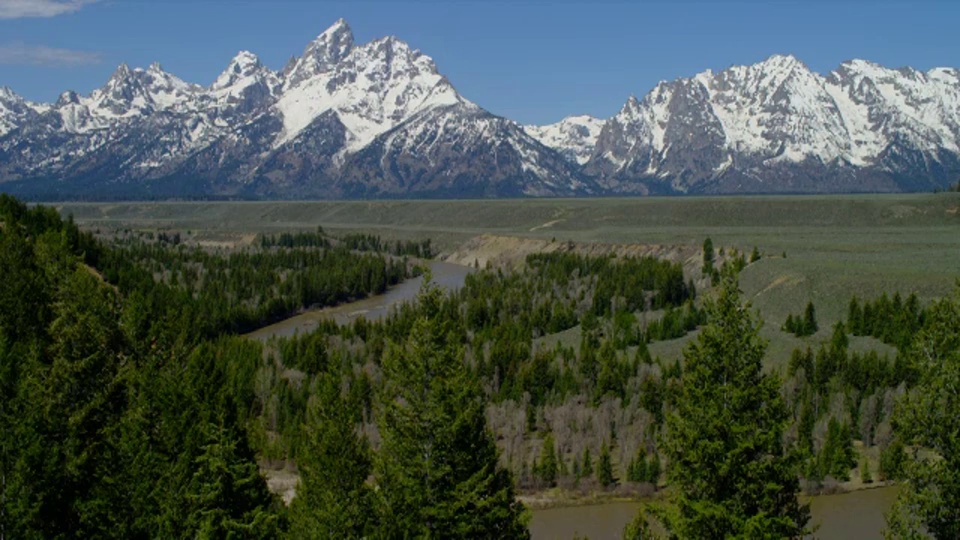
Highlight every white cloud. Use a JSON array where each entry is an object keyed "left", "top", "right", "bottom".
[
  {"left": 0, "top": 43, "right": 101, "bottom": 66},
  {"left": 0, "top": 0, "right": 99, "bottom": 19}
]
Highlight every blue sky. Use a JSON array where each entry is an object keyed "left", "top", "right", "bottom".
[{"left": 1, "top": 0, "right": 957, "bottom": 124}]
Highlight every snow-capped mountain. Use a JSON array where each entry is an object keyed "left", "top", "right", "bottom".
[
  {"left": 524, "top": 115, "right": 605, "bottom": 165},
  {"left": 585, "top": 54, "right": 960, "bottom": 193},
  {"left": 0, "top": 19, "right": 586, "bottom": 199},
  {"left": 0, "top": 87, "right": 47, "bottom": 137},
  {"left": 1, "top": 24, "right": 959, "bottom": 199}
]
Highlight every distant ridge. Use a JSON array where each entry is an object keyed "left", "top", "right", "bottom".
[{"left": 1, "top": 20, "right": 958, "bottom": 199}]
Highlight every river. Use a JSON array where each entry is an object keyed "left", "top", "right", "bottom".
[
  {"left": 245, "top": 260, "right": 474, "bottom": 340},
  {"left": 246, "top": 260, "right": 900, "bottom": 539},
  {"left": 528, "top": 485, "right": 899, "bottom": 539}
]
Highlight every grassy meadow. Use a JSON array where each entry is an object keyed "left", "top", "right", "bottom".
[{"left": 58, "top": 193, "right": 960, "bottom": 369}]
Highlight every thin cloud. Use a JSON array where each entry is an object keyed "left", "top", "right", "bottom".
[
  {"left": 0, "top": 0, "right": 99, "bottom": 19},
  {"left": 0, "top": 43, "right": 102, "bottom": 66}
]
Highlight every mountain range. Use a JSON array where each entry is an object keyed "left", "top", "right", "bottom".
[{"left": 1, "top": 19, "right": 958, "bottom": 200}]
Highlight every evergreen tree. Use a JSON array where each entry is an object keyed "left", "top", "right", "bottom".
[
  {"left": 819, "top": 417, "right": 855, "bottom": 481},
  {"left": 702, "top": 238, "right": 715, "bottom": 277},
  {"left": 860, "top": 455, "right": 873, "bottom": 485},
  {"left": 623, "top": 508, "right": 660, "bottom": 540},
  {"left": 803, "top": 301, "right": 818, "bottom": 336},
  {"left": 885, "top": 287, "right": 960, "bottom": 539},
  {"left": 627, "top": 448, "right": 647, "bottom": 483},
  {"left": 597, "top": 442, "right": 616, "bottom": 488},
  {"left": 288, "top": 375, "right": 373, "bottom": 539},
  {"left": 645, "top": 453, "right": 661, "bottom": 486},
  {"left": 652, "top": 278, "right": 810, "bottom": 538},
  {"left": 184, "top": 421, "right": 281, "bottom": 539},
  {"left": 879, "top": 439, "right": 906, "bottom": 481},
  {"left": 536, "top": 433, "right": 559, "bottom": 488},
  {"left": 581, "top": 447, "right": 594, "bottom": 478},
  {"left": 375, "top": 278, "right": 529, "bottom": 538}
]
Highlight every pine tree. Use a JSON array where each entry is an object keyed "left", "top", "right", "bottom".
[
  {"left": 803, "top": 301, "right": 818, "bottom": 336},
  {"left": 879, "top": 439, "right": 906, "bottom": 481},
  {"left": 288, "top": 375, "right": 373, "bottom": 539},
  {"left": 597, "top": 442, "right": 615, "bottom": 488},
  {"left": 537, "top": 433, "right": 559, "bottom": 488},
  {"left": 645, "top": 453, "right": 661, "bottom": 486},
  {"left": 820, "top": 417, "right": 855, "bottom": 481},
  {"left": 702, "top": 238, "right": 714, "bottom": 277},
  {"left": 860, "top": 455, "right": 873, "bottom": 485},
  {"left": 623, "top": 508, "right": 660, "bottom": 540},
  {"left": 581, "top": 447, "right": 594, "bottom": 478},
  {"left": 652, "top": 278, "right": 810, "bottom": 538},
  {"left": 627, "top": 448, "right": 647, "bottom": 483},
  {"left": 375, "top": 278, "right": 529, "bottom": 538},
  {"left": 184, "top": 421, "right": 281, "bottom": 539},
  {"left": 885, "top": 287, "right": 960, "bottom": 539}
]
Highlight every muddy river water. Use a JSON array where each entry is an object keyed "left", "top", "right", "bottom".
[
  {"left": 245, "top": 260, "right": 474, "bottom": 340},
  {"left": 528, "top": 485, "right": 899, "bottom": 539},
  {"left": 246, "top": 261, "right": 900, "bottom": 539}
]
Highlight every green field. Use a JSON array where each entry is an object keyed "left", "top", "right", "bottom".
[{"left": 59, "top": 193, "right": 960, "bottom": 368}]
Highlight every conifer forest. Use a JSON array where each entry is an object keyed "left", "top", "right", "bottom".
[{"left": 1, "top": 194, "right": 959, "bottom": 539}]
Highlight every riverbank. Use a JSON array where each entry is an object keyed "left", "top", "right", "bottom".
[{"left": 518, "top": 477, "right": 898, "bottom": 511}]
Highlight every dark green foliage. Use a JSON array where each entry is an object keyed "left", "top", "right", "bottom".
[
  {"left": 184, "top": 422, "right": 281, "bottom": 539},
  {"left": 885, "top": 287, "right": 960, "bottom": 539},
  {"left": 288, "top": 375, "right": 373, "bottom": 539},
  {"left": 338, "top": 232, "right": 433, "bottom": 259},
  {"left": 654, "top": 278, "right": 810, "bottom": 538},
  {"left": 535, "top": 433, "right": 559, "bottom": 488},
  {"left": 860, "top": 455, "right": 873, "bottom": 484},
  {"left": 847, "top": 292, "right": 925, "bottom": 351},
  {"left": 581, "top": 447, "right": 594, "bottom": 478},
  {"left": 597, "top": 443, "right": 616, "bottom": 488},
  {"left": 645, "top": 300, "right": 705, "bottom": 342},
  {"left": 259, "top": 228, "right": 330, "bottom": 249},
  {"left": 0, "top": 198, "right": 284, "bottom": 539},
  {"left": 879, "top": 439, "right": 907, "bottom": 481},
  {"left": 819, "top": 417, "right": 856, "bottom": 481},
  {"left": 623, "top": 508, "right": 660, "bottom": 540},
  {"left": 375, "top": 279, "right": 529, "bottom": 538},
  {"left": 702, "top": 237, "right": 714, "bottom": 277},
  {"left": 782, "top": 301, "right": 818, "bottom": 337},
  {"left": 749, "top": 246, "right": 761, "bottom": 263},
  {"left": 97, "top": 235, "right": 409, "bottom": 337}
]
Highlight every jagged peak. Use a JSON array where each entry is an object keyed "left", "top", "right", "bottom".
[
  {"left": 564, "top": 114, "right": 602, "bottom": 123},
  {"left": 928, "top": 66, "right": 960, "bottom": 82},
  {"left": 284, "top": 19, "right": 356, "bottom": 88},
  {"left": 0, "top": 86, "right": 20, "bottom": 101},
  {"left": 148, "top": 62, "right": 165, "bottom": 73},
  {"left": 308, "top": 19, "right": 354, "bottom": 57},
  {"left": 323, "top": 17, "right": 351, "bottom": 38},
  {"left": 109, "top": 63, "right": 132, "bottom": 81},
  {"left": 211, "top": 50, "right": 269, "bottom": 91},
  {"left": 762, "top": 53, "right": 803, "bottom": 66},
  {"left": 56, "top": 90, "right": 80, "bottom": 106},
  {"left": 231, "top": 50, "right": 260, "bottom": 66}
]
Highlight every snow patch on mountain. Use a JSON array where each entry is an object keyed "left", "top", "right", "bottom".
[
  {"left": 524, "top": 115, "right": 605, "bottom": 164},
  {"left": 588, "top": 53, "right": 960, "bottom": 189},
  {"left": 274, "top": 24, "right": 463, "bottom": 152}
]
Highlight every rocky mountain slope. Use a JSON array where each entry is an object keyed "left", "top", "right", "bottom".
[
  {"left": 1, "top": 21, "right": 958, "bottom": 199},
  {"left": 0, "top": 19, "right": 585, "bottom": 199},
  {"left": 581, "top": 55, "right": 960, "bottom": 194},
  {"left": 523, "top": 115, "right": 604, "bottom": 165}
]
